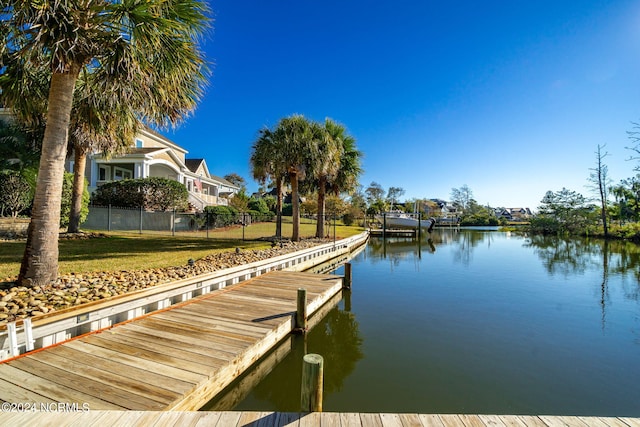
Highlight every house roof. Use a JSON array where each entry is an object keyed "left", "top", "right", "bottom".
[
  {"left": 210, "top": 173, "right": 237, "bottom": 188},
  {"left": 139, "top": 126, "right": 188, "bottom": 154},
  {"left": 185, "top": 159, "right": 205, "bottom": 173}
]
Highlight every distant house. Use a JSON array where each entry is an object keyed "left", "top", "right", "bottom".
[
  {"left": 78, "top": 127, "right": 239, "bottom": 211},
  {"left": 496, "top": 208, "right": 532, "bottom": 221}
]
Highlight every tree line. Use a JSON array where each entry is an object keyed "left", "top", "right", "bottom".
[{"left": 250, "top": 114, "right": 362, "bottom": 242}]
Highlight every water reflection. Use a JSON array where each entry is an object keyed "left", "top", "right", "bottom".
[
  {"left": 526, "top": 235, "right": 640, "bottom": 339},
  {"left": 368, "top": 229, "right": 495, "bottom": 267},
  {"left": 525, "top": 235, "right": 640, "bottom": 300},
  {"left": 205, "top": 296, "right": 363, "bottom": 412}
]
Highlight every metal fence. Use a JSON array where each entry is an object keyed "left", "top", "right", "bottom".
[{"left": 82, "top": 205, "right": 364, "bottom": 240}]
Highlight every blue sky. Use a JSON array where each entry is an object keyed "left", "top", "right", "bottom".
[{"left": 167, "top": 1, "right": 640, "bottom": 209}]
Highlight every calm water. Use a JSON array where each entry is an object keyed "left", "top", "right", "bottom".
[{"left": 204, "top": 230, "right": 640, "bottom": 416}]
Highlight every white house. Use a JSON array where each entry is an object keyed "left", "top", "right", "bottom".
[
  {"left": 1, "top": 108, "right": 239, "bottom": 210},
  {"left": 79, "top": 127, "right": 239, "bottom": 211}
]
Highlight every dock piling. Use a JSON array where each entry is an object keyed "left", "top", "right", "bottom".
[
  {"left": 343, "top": 263, "right": 352, "bottom": 289},
  {"left": 301, "top": 353, "right": 324, "bottom": 412},
  {"left": 295, "top": 288, "right": 308, "bottom": 332}
]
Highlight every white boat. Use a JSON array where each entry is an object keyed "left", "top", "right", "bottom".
[{"left": 375, "top": 212, "right": 436, "bottom": 232}]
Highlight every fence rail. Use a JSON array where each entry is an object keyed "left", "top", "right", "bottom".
[{"left": 82, "top": 205, "right": 365, "bottom": 240}]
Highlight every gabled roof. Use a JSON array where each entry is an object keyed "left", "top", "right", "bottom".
[
  {"left": 139, "top": 126, "right": 188, "bottom": 154},
  {"left": 185, "top": 159, "right": 205, "bottom": 173}
]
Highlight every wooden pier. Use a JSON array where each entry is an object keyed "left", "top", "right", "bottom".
[
  {"left": 0, "top": 411, "right": 638, "bottom": 426},
  {"left": 369, "top": 228, "right": 417, "bottom": 237},
  {"left": 0, "top": 271, "right": 343, "bottom": 411}
]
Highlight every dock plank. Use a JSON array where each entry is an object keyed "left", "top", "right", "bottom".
[
  {"left": 31, "top": 348, "right": 182, "bottom": 406},
  {"left": 84, "top": 332, "right": 221, "bottom": 375},
  {"left": 0, "top": 364, "right": 120, "bottom": 409},
  {"left": 48, "top": 345, "right": 194, "bottom": 395},
  {"left": 8, "top": 356, "right": 143, "bottom": 409},
  {"left": 63, "top": 340, "right": 202, "bottom": 387}
]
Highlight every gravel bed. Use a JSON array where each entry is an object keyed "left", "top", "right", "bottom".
[{"left": 0, "top": 238, "right": 325, "bottom": 324}]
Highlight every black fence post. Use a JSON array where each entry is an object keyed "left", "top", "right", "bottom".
[{"left": 172, "top": 208, "right": 176, "bottom": 236}]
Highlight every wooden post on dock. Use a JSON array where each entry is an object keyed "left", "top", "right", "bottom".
[
  {"left": 383, "top": 213, "right": 387, "bottom": 239},
  {"left": 343, "top": 263, "right": 352, "bottom": 289},
  {"left": 295, "top": 288, "right": 308, "bottom": 332},
  {"left": 301, "top": 353, "right": 324, "bottom": 412}
]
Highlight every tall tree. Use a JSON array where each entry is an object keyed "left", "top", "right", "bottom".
[
  {"left": 324, "top": 119, "right": 362, "bottom": 234},
  {"left": 329, "top": 125, "right": 363, "bottom": 198},
  {"left": 451, "top": 184, "right": 474, "bottom": 211},
  {"left": 534, "top": 188, "right": 591, "bottom": 234},
  {"left": 224, "top": 173, "right": 246, "bottom": 191},
  {"left": 1, "top": 29, "right": 206, "bottom": 234},
  {"left": 250, "top": 127, "right": 286, "bottom": 238},
  {"left": 276, "top": 115, "right": 316, "bottom": 241},
  {"left": 309, "top": 119, "right": 342, "bottom": 238},
  {"left": 386, "top": 186, "right": 405, "bottom": 209},
  {"left": 588, "top": 144, "right": 611, "bottom": 236},
  {"left": 2, "top": 0, "right": 209, "bottom": 286},
  {"left": 365, "top": 182, "right": 386, "bottom": 213}
]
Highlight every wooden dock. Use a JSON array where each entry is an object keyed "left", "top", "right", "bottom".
[
  {"left": 369, "top": 228, "right": 417, "bottom": 237},
  {"left": 0, "top": 271, "right": 343, "bottom": 411},
  {"left": 0, "top": 411, "right": 638, "bottom": 426}
]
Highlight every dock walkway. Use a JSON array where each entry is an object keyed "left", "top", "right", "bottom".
[
  {"left": 0, "top": 271, "right": 343, "bottom": 411},
  {"left": 0, "top": 411, "right": 638, "bottom": 426}
]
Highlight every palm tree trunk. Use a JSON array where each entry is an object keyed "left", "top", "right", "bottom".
[
  {"left": 316, "top": 176, "right": 326, "bottom": 238},
  {"left": 19, "top": 67, "right": 81, "bottom": 286},
  {"left": 68, "top": 144, "right": 87, "bottom": 233},
  {"left": 290, "top": 171, "right": 300, "bottom": 242},
  {"left": 275, "top": 176, "right": 283, "bottom": 238}
]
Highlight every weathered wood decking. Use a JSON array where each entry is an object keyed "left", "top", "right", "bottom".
[
  {"left": 0, "top": 271, "right": 343, "bottom": 411},
  {"left": 0, "top": 411, "right": 638, "bottom": 426}
]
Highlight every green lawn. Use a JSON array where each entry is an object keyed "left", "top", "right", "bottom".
[{"left": 0, "top": 222, "right": 365, "bottom": 282}]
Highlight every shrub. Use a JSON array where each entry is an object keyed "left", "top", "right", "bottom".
[
  {"left": 342, "top": 213, "right": 355, "bottom": 226},
  {"left": 92, "top": 177, "right": 188, "bottom": 211},
  {"left": 60, "top": 172, "right": 90, "bottom": 227},
  {"left": 0, "top": 171, "right": 32, "bottom": 217},
  {"left": 529, "top": 216, "right": 562, "bottom": 235},
  {"left": 248, "top": 197, "right": 270, "bottom": 214},
  {"left": 204, "top": 205, "right": 238, "bottom": 227}
]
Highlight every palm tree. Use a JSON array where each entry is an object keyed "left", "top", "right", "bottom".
[
  {"left": 327, "top": 121, "right": 363, "bottom": 199},
  {"left": 308, "top": 119, "right": 342, "bottom": 238},
  {"left": 2, "top": 0, "right": 209, "bottom": 286},
  {"left": 276, "top": 115, "right": 317, "bottom": 242},
  {"left": 250, "top": 127, "right": 287, "bottom": 238}
]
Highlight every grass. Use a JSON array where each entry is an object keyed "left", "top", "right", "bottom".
[{"left": 0, "top": 221, "right": 365, "bottom": 281}]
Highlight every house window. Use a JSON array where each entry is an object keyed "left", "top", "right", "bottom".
[
  {"left": 98, "top": 165, "right": 110, "bottom": 181},
  {"left": 114, "top": 167, "right": 132, "bottom": 181},
  {"left": 135, "top": 138, "right": 143, "bottom": 148}
]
